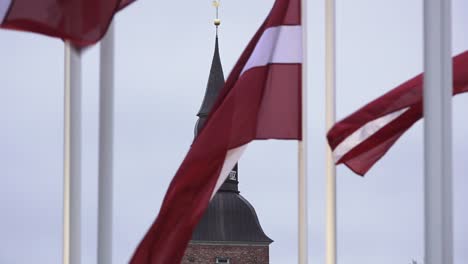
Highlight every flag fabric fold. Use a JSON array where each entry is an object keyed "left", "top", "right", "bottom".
[
  {"left": 0, "top": 0, "right": 135, "bottom": 46},
  {"left": 130, "top": 0, "right": 301, "bottom": 263},
  {"left": 327, "top": 51, "right": 468, "bottom": 176}
]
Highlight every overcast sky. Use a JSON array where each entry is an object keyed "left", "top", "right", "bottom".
[{"left": 1, "top": 0, "right": 467, "bottom": 263}]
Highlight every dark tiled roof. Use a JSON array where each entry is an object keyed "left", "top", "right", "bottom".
[{"left": 191, "top": 191, "right": 273, "bottom": 244}]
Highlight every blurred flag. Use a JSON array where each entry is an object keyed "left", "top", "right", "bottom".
[
  {"left": 0, "top": 0, "right": 135, "bottom": 45},
  {"left": 130, "top": 0, "right": 302, "bottom": 263},
  {"left": 327, "top": 50, "right": 468, "bottom": 176}
]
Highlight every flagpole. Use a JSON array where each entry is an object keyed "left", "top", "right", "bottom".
[
  {"left": 97, "top": 21, "right": 115, "bottom": 264},
  {"left": 423, "top": 0, "right": 453, "bottom": 263},
  {"left": 63, "top": 42, "right": 82, "bottom": 264},
  {"left": 299, "top": 0, "right": 308, "bottom": 263},
  {"left": 325, "top": 0, "right": 337, "bottom": 263}
]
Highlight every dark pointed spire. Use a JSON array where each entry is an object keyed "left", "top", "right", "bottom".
[
  {"left": 196, "top": 37, "right": 224, "bottom": 119},
  {"left": 196, "top": 0, "right": 223, "bottom": 121}
]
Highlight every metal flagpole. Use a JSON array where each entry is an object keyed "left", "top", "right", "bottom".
[
  {"left": 63, "top": 42, "right": 82, "bottom": 264},
  {"left": 97, "top": 21, "right": 115, "bottom": 264},
  {"left": 423, "top": 0, "right": 453, "bottom": 263},
  {"left": 325, "top": 0, "right": 337, "bottom": 263},
  {"left": 298, "top": 0, "right": 308, "bottom": 263}
]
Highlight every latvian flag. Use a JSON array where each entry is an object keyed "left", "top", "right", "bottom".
[
  {"left": 327, "top": 51, "right": 468, "bottom": 176},
  {"left": 130, "top": 0, "right": 302, "bottom": 263},
  {"left": 0, "top": 0, "right": 135, "bottom": 45}
]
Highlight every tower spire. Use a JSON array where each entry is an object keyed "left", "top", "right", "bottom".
[
  {"left": 194, "top": 1, "right": 239, "bottom": 192},
  {"left": 184, "top": 6, "right": 273, "bottom": 256}
]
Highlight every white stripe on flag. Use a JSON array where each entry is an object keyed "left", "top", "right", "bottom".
[
  {"left": 0, "top": 0, "right": 11, "bottom": 23},
  {"left": 210, "top": 144, "right": 248, "bottom": 199},
  {"left": 332, "top": 108, "right": 409, "bottom": 162},
  {"left": 241, "top": 25, "right": 302, "bottom": 74}
]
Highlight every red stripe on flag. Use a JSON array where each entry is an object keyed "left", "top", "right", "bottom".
[
  {"left": 256, "top": 64, "right": 302, "bottom": 139},
  {"left": 265, "top": 0, "right": 300, "bottom": 27},
  {"left": 0, "top": 0, "right": 136, "bottom": 46}
]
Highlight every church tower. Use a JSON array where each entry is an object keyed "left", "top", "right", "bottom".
[{"left": 182, "top": 3, "right": 273, "bottom": 263}]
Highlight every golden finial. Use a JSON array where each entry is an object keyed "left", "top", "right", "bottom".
[{"left": 212, "top": 0, "right": 221, "bottom": 27}]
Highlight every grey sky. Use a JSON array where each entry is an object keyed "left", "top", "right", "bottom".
[{"left": 1, "top": 0, "right": 467, "bottom": 263}]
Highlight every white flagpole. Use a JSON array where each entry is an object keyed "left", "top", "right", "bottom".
[
  {"left": 63, "top": 42, "right": 82, "bottom": 264},
  {"left": 423, "top": 0, "right": 453, "bottom": 263},
  {"left": 325, "top": 0, "right": 337, "bottom": 263},
  {"left": 97, "top": 21, "right": 115, "bottom": 264},
  {"left": 298, "top": 0, "right": 308, "bottom": 263}
]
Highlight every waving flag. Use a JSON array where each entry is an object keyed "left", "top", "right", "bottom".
[
  {"left": 130, "top": 0, "right": 302, "bottom": 263},
  {"left": 327, "top": 51, "right": 468, "bottom": 176},
  {"left": 0, "top": 0, "right": 135, "bottom": 45}
]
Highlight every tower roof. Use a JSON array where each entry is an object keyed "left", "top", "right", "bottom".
[
  {"left": 197, "top": 36, "right": 225, "bottom": 118},
  {"left": 191, "top": 192, "right": 273, "bottom": 245}
]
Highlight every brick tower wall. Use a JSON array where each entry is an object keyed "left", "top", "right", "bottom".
[{"left": 182, "top": 244, "right": 269, "bottom": 264}]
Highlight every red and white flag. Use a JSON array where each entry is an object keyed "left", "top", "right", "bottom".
[
  {"left": 0, "top": 0, "right": 135, "bottom": 45},
  {"left": 327, "top": 51, "right": 468, "bottom": 176},
  {"left": 130, "top": 0, "right": 301, "bottom": 263}
]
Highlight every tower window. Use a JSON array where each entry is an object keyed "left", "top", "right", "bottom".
[{"left": 215, "top": 257, "right": 230, "bottom": 263}]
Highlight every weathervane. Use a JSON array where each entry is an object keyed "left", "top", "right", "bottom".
[{"left": 212, "top": 0, "right": 221, "bottom": 34}]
